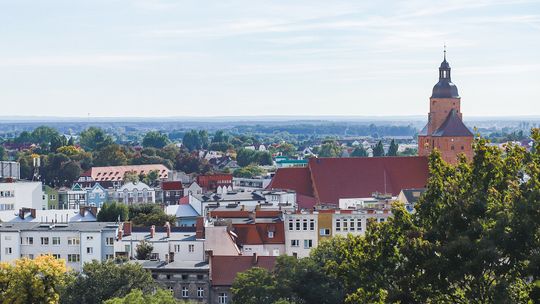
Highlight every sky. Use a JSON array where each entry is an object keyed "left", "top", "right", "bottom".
[{"left": 0, "top": 0, "right": 539, "bottom": 118}]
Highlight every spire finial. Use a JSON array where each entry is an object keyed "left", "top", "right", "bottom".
[{"left": 443, "top": 44, "right": 447, "bottom": 60}]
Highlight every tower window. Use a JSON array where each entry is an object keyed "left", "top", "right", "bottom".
[
  {"left": 451, "top": 146, "right": 454, "bottom": 150},
  {"left": 461, "top": 146, "right": 464, "bottom": 150}
]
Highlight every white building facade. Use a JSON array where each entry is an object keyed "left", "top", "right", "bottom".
[
  {"left": 283, "top": 212, "right": 318, "bottom": 258},
  {"left": 0, "top": 181, "right": 43, "bottom": 211}
]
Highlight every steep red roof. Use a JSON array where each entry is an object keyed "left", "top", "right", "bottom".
[
  {"left": 211, "top": 255, "right": 277, "bottom": 286},
  {"left": 269, "top": 156, "right": 429, "bottom": 206},
  {"left": 308, "top": 156, "right": 429, "bottom": 204},
  {"left": 266, "top": 167, "right": 313, "bottom": 197},
  {"left": 86, "top": 164, "right": 169, "bottom": 182},
  {"left": 233, "top": 222, "right": 285, "bottom": 245}
]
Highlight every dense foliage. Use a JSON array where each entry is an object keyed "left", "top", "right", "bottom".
[{"left": 232, "top": 129, "right": 540, "bottom": 303}]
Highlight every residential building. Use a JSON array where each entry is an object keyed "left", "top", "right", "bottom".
[
  {"left": 189, "top": 190, "right": 296, "bottom": 216},
  {"left": 196, "top": 174, "right": 233, "bottom": 192},
  {"left": 283, "top": 212, "right": 318, "bottom": 258},
  {"left": 58, "top": 183, "right": 87, "bottom": 209},
  {"left": 0, "top": 180, "right": 43, "bottom": 211},
  {"left": 397, "top": 188, "right": 426, "bottom": 212},
  {"left": 162, "top": 181, "right": 184, "bottom": 205},
  {"left": 77, "top": 164, "right": 169, "bottom": 188},
  {"left": 86, "top": 183, "right": 109, "bottom": 207},
  {"left": 232, "top": 177, "right": 271, "bottom": 191},
  {"left": 115, "top": 223, "right": 204, "bottom": 262},
  {"left": 418, "top": 52, "right": 474, "bottom": 164},
  {"left": 332, "top": 210, "right": 368, "bottom": 238},
  {"left": 275, "top": 157, "right": 308, "bottom": 168},
  {"left": 165, "top": 204, "right": 200, "bottom": 227},
  {"left": 42, "top": 185, "right": 59, "bottom": 209},
  {"left": 134, "top": 260, "right": 210, "bottom": 303},
  {"left": 0, "top": 222, "right": 118, "bottom": 271},
  {"left": 209, "top": 255, "right": 276, "bottom": 304},
  {"left": 0, "top": 207, "right": 98, "bottom": 223},
  {"left": 112, "top": 182, "right": 156, "bottom": 204},
  {"left": 184, "top": 182, "right": 203, "bottom": 197}
]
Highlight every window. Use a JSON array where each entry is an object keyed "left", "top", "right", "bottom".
[
  {"left": 188, "top": 244, "right": 195, "bottom": 253},
  {"left": 106, "top": 237, "right": 114, "bottom": 246},
  {"left": 105, "top": 254, "right": 114, "bottom": 260},
  {"left": 87, "top": 236, "right": 93, "bottom": 241},
  {"left": 182, "top": 274, "right": 188, "bottom": 280},
  {"left": 451, "top": 146, "right": 455, "bottom": 150},
  {"left": 41, "top": 237, "right": 49, "bottom": 245},
  {"left": 291, "top": 239, "right": 299, "bottom": 247},
  {"left": 197, "top": 274, "right": 204, "bottom": 280},
  {"left": 461, "top": 146, "right": 464, "bottom": 150},
  {"left": 350, "top": 219, "right": 355, "bottom": 231},
  {"left": 268, "top": 231, "right": 274, "bottom": 238},
  {"left": 319, "top": 228, "right": 330, "bottom": 236},
  {"left": 379, "top": 218, "right": 385, "bottom": 223},
  {"left": 5, "top": 247, "right": 12, "bottom": 255},
  {"left": 295, "top": 219, "right": 300, "bottom": 230},
  {"left": 357, "top": 219, "right": 363, "bottom": 231},
  {"left": 288, "top": 220, "right": 293, "bottom": 231},
  {"left": 67, "top": 254, "right": 80, "bottom": 262},
  {"left": 309, "top": 219, "right": 315, "bottom": 231},
  {"left": 219, "top": 293, "right": 228, "bottom": 304},
  {"left": 86, "top": 247, "right": 93, "bottom": 254},
  {"left": 52, "top": 254, "right": 61, "bottom": 259},
  {"left": 49, "top": 194, "right": 56, "bottom": 200},
  {"left": 174, "top": 245, "right": 181, "bottom": 252},
  {"left": 343, "top": 219, "right": 348, "bottom": 231},
  {"left": 302, "top": 219, "right": 308, "bottom": 230},
  {"left": 68, "top": 237, "right": 80, "bottom": 245},
  {"left": 197, "top": 287, "right": 204, "bottom": 298},
  {"left": 52, "top": 237, "right": 60, "bottom": 245},
  {"left": 22, "top": 237, "right": 34, "bottom": 245},
  {"left": 304, "top": 239, "right": 313, "bottom": 249},
  {"left": 335, "top": 219, "right": 341, "bottom": 231},
  {"left": 182, "top": 287, "right": 189, "bottom": 298}
]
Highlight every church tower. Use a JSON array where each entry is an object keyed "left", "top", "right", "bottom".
[{"left": 418, "top": 50, "right": 474, "bottom": 164}]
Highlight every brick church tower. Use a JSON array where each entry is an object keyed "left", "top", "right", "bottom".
[{"left": 418, "top": 50, "right": 474, "bottom": 164}]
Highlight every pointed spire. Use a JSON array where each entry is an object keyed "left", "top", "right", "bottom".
[{"left": 443, "top": 44, "right": 447, "bottom": 61}]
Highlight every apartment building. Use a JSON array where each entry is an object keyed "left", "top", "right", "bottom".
[
  {"left": 0, "top": 180, "right": 43, "bottom": 211},
  {"left": 283, "top": 212, "right": 318, "bottom": 258},
  {"left": 0, "top": 222, "right": 118, "bottom": 271}
]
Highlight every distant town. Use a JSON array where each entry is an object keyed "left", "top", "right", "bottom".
[{"left": 1, "top": 55, "right": 539, "bottom": 303}]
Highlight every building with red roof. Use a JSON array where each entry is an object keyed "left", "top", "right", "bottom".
[
  {"left": 209, "top": 254, "right": 277, "bottom": 304},
  {"left": 267, "top": 156, "right": 429, "bottom": 208}
]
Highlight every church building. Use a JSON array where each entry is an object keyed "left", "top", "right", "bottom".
[{"left": 418, "top": 51, "right": 474, "bottom": 164}]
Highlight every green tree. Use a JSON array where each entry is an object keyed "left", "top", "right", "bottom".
[
  {"left": 350, "top": 146, "right": 368, "bottom": 157},
  {"left": 104, "top": 289, "right": 178, "bottom": 304},
  {"left": 129, "top": 204, "right": 176, "bottom": 227},
  {"left": 142, "top": 131, "right": 170, "bottom": 149},
  {"left": 233, "top": 165, "right": 265, "bottom": 178},
  {"left": 123, "top": 171, "right": 140, "bottom": 183},
  {"left": 318, "top": 141, "right": 341, "bottom": 157},
  {"left": 61, "top": 260, "right": 156, "bottom": 304},
  {"left": 97, "top": 202, "right": 129, "bottom": 222},
  {"left": 372, "top": 141, "right": 384, "bottom": 157},
  {"left": 0, "top": 255, "right": 67, "bottom": 304},
  {"left": 79, "top": 127, "right": 114, "bottom": 151},
  {"left": 142, "top": 170, "right": 160, "bottom": 186},
  {"left": 31, "top": 126, "right": 60, "bottom": 146},
  {"left": 135, "top": 240, "right": 154, "bottom": 260},
  {"left": 93, "top": 144, "right": 128, "bottom": 166},
  {"left": 0, "top": 146, "right": 6, "bottom": 161},
  {"left": 212, "top": 130, "right": 230, "bottom": 144},
  {"left": 231, "top": 267, "right": 276, "bottom": 304},
  {"left": 387, "top": 139, "right": 398, "bottom": 156}
]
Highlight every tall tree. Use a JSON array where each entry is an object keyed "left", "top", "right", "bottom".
[
  {"left": 93, "top": 144, "right": 128, "bottom": 166},
  {"left": 79, "top": 127, "right": 114, "bottom": 151},
  {"left": 372, "top": 141, "right": 385, "bottom": 157},
  {"left": 104, "top": 289, "right": 178, "bottom": 304},
  {"left": 97, "top": 202, "right": 129, "bottom": 222},
  {"left": 135, "top": 241, "right": 154, "bottom": 260},
  {"left": 351, "top": 146, "right": 368, "bottom": 157},
  {"left": 319, "top": 141, "right": 342, "bottom": 158},
  {"left": 387, "top": 139, "right": 398, "bottom": 156},
  {"left": 142, "top": 131, "right": 170, "bottom": 149}
]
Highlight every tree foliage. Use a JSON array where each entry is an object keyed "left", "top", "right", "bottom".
[
  {"left": 79, "top": 127, "right": 114, "bottom": 151},
  {"left": 142, "top": 131, "right": 170, "bottom": 149},
  {"left": 61, "top": 260, "right": 156, "bottom": 304},
  {"left": 129, "top": 204, "right": 176, "bottom": 227},
  {"left": 372, "top": 140, "right": 385, "bottom": 157},
  {"left": 350, "top": 146, "right": 368, "bottom": 157},
  {"left": 97, "top": 201, "right": 129, "bottom": 222},
  {"left": 0, "top": 255, "right": 67, "bottom": 304},
  {"left": 318, "top": 140, "right": 342, "bottom": 158},
  {"left": 104, "top": 289, "right": 179, "bottom": 304},
  {"left": 237, "top": 149, "right": 273, "bottom": 167},
  {"left": 135, "top": 240, "right": 154, "bottom": 260},
  {"left": 387, "top": 139, "right": 398, "bottom": 156}
]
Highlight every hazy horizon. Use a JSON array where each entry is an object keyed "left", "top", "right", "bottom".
[{"left": 1, "top": 0, "right": 539, "bottom": 117}]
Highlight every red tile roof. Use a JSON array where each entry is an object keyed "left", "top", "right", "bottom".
[
  {"left": 268, "top": 156, "right": 429, "bottom": 206},
  {"left": 85, "top": 164, "right": 169, "bottom": 182},
  {"left": 267, "top": 167, "right": 313, "bottom": 196},
  {"left": 233, "top": 222, "right": 285, "bottom": 245},
  {"left": 211, "top": 255, "right": 277, "bottom": 286}
]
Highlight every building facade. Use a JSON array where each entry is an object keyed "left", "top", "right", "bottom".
[{"left": 0, "top": 180, "right": 43, "bottom": 211}]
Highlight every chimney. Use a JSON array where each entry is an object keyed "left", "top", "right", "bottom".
[
  {"left": 164, "top": 222, "right": 171, "bottom": 238},
  {"left": 18, "top": 208, "right": 24, "bottom": 219},
  {"left": 150, "top": 225, "right": 155, "bottom": 238},
  {"left": 117, "top": 229, "right": 122, "bottom": 240},
  {"left": 252, "top": 252, "right": 258, "bottom": 265},
  {"left": 31, "top": 209, "right": 36, "bottom": 218},
  {"left": 123, "top": 222, "right": 132, "bottom": 236},
  {"left": 79, "top": 206, "right": 85, "bottom": 216},
  {"left": 195, "top": 217, "right": 205, "bottom": 239}
]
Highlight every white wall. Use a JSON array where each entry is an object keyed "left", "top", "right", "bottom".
[
  {"left": 284, "top": 213, "right": 318, "bottom": 258},
  {"left": 0, "top": 182, "right": 43, "bottom": 211}
]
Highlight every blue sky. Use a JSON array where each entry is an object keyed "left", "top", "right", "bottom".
[{"left": 1, "top": 0, "right": 539, "bottom": 117}]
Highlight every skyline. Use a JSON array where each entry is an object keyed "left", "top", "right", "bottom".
[{"left": 1, "top": 0, "right": 539, "bottom": 117}]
